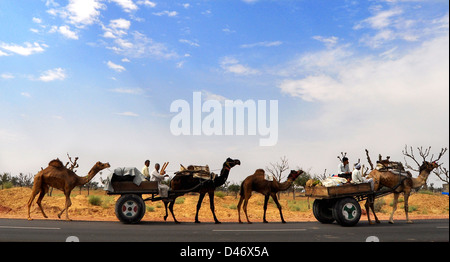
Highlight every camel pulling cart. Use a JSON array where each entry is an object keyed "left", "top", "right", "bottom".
[
  {"left": 305, "top": 182, "right": 391, "bottom": 227},
  {"left": 104, "top": 164, "right": 213, "bottom": 224}
]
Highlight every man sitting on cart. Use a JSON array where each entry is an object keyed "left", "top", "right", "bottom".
[
  {"left": 338, "top": 157, "right": 352, "bottom": 181},
  {"left": 151, "top": 163, "right": 169, "bottom": 197},
  {"left": 351, "top": 163, "right": 374, "bottom": 190}
]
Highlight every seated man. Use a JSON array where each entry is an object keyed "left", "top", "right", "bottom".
[
  {"left": 151, "top": 163, "right": 169, "bottom": 197},
  {"left": 352, "top": 163, "right": 374, "bottom": 190},
  {"left": 338, "top": 157, "right": 352, "bottom": 180}
]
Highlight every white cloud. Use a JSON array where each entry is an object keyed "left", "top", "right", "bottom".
[
  {"left": 48, "top": 0, "right": 104, "bottom": 28},
  {"left": 1, "top": 73, "right": 14, "bottom": 79},
  {"left": 102, "top": 18, "right": 131, "bottom": 39},
  {"left": 201, "top": 90, "right": 228, "bottom": 104},
  {"left": 242, "top": 0, "right": 259, "bottom": 3},
  {"left": 21, "top": 92, "right": 31, "bottom": 98},
  {"left": 110, "top": 0, "right": 138, "bottom": 13},
  {"left": 240, "top": 41, "right": 282, "bottom": 48},
  {"left": 39, "top": 68, "right": 66, "bottom": 82},
  {"left": 354, "top": 8, "right": 403, "bottom": 30},
  {"left": 57, "top": 25, "right": 79, "bottom": 39},
  {"left": 116, "top": 111, "right": 139, "bottom": 117},
  {"left": 176, "top": 61, "right": 185, "bottom": 68},
  {"left": 0, "top": 42, "right": 46, "bottom": 56},
  {"left": 107, "top": 61, "right": 126, "bottom": 72},
  {"left": 109, "top": 88, "right": 143, "bottom": 94},
  {"left": 110, "top": 18, "right": 131, "bottom": 30},
  {"left": 276, "top": 45, "right": 352, "bottom": 77},
  {"left": 222, "top": 28, "right": 236, "bottom": 34},
  {"left": 153, "top": 11, "right": 178, "bottom": 17},
  {"left": 108, "top": 31, "right": 177, "bottom": 59},
  {"left": 220, "top": 57, "right": 259, "bottom": 75},
  {"left": 353, "top": 6, "right": 447, "bottom": 49},
  {"left": 279, "top": 34, "right": 449, "bottom": 149},
  {"left": 137, "top": 0, "right": 156, "bottom": 8},
  {"left": 312, "top": 36, "right": 339, "bottom": 48},
  {"left": 32, "top": 17, "right": 42, "bottom": 24},
  {"left": 179, "top": 39, "right": 200, "bottom": 47}
]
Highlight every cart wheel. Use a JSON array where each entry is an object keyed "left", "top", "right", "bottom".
[
  {"left": 312, "top": 199, "right": 335, "bottom": 224},
  {"left": 115, "top": 194, "right": 146, "bottom": 224},
  {"left": 332, "top": 197, "right": 361, "bottom": 227}
]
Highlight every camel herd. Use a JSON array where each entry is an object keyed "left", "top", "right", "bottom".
[{"left": 26, "top": 146, "right": 447, "bottom": 225}]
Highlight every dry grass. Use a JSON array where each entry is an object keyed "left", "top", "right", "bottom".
[{"left": 0, "top": 187, "right": 448, "bottom": 222}]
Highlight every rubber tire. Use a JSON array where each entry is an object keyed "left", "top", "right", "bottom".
[
  {"left": 115, "top": 194, "right": 146, "bottom": 224},
  {"left": 312, "top": 199, "right": 335, "bottom": 224},
  {"left": 332, "top": 197, "right": 361, "bottom": 227}
]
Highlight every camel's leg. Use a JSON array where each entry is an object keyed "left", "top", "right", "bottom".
[
  {"left": 364, "top": 199, "right": 373, "bottom": 225},
  {"left": 58, "top": 193, "right": 72, "bottom": 221},
  {"left": 168, "top": 200, "right": 180, "bottom": 224},
  {"left": 370, "top": 199, "right": 381, "bottom": 224},
  {"left": 263, "top": 195, "right": 270, "bottom": 223},
  {"left": 208, "top": 191, "right": 220, "bottom": 224},
  {"left": 237, "top": 195, "right": 244, "bottom": 223},
  {"left": 27, "top": 174, "right": 44, "bottom": 221},
  {"left": 27, "top": 189, "right": 40, "bottom": 221},
  {"left": 271, "top": 193, "right": 286, "bottom": 223},
  {"left": 389, "top": 192, "right": 400, "bottom": 224},
  {"left": 163, "top": 200, "right": 169, "bottom": 221},
  {"left": 404, "top": 190, "right": 413, "bottom": 224},
  {"left": 366, "top": 195, "right": 380, "bottom": 224},
  {"left": 243, "top": 195, "right": 252, "bottom": 224},
  {"left": 36, "top": 190, "right": 48, "bottom": 219},
  {"left": 195, "top": 193, "right": 206, "bottom": 223}
]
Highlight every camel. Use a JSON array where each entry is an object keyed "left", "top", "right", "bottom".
[
  {"left": 164, "top": 157, "right": 240, "bottom": 224},
  {"left": 237, "top": 169, "right": 303, "bottom": 224},
  {"left": 27, "top": 159, "right": 110, "bottom": 221},
  {"left": 364, "top": 146, "right": 446, "bottom": 224}
]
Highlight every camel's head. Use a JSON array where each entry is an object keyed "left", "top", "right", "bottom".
[
  {"left": 95, "top": 161, "right": 111, "bottom": 170},
  {"left": 420, "top": 161, "right": 439, "bottom": 172},
  {"left": 224, "top": 158, "right": 241, "bottom": 169},
  {"left": 288, "top": 169, "right": 304, "bottom": 180}
]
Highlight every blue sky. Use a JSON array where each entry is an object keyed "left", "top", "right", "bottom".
[{"left": 1, "top": 0, "right": 449, "bottom": 186}]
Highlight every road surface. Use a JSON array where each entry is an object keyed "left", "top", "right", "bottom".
[{"left": 0, "top": 218, "right": 448, "bottom": 242}]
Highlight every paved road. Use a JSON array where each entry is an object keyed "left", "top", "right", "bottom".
[{"left": 0, "top": 218, "right": 448, "bottom": 242}]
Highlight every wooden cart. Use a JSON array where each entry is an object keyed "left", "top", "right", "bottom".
[
  {"left": 306, "top": 183, "right": 391, "bottom": 226},
  {"left": 106, "top": 180, "right": 202, "bottom": 224}
]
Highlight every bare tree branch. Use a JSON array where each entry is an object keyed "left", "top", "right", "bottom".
[
  {"left": 402, "top": 145, "right": 421, "bottom": 171},
  {"left": 265, "top": 156, "right": 289, "bottom": 182},
  {"left": 365, "top": 149, "right": 374, "bottom": 170},
  {"left": 337, "top": 152, "right": 347, "bottom": 163},
  {"left": 433, "top": 166, "right": 449, "bottom": 184},
  {"left": 66, "top": 153, "right": 79, "bottom": 172}
]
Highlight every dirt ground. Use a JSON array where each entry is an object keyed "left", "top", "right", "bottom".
[{"left": 0, "top": 187, "right": 448, "bottom": 223}]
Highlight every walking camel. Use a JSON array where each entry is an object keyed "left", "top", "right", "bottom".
[
  {"left": 365, "top": 146, "right": 447, "bottom": 224},
  {"left": 27, "top": 158, "right": 110, "bottom": 221},
  {"left": 237, "top": 169, "right": 303, "bottom": 224},
  {"left": 164, "top": 157, "right": 241, "bottom": 224}
]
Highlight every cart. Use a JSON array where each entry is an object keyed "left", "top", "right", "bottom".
[
  {"left": 305, "top": 183, "right": 392, "bottom": 226},
  {"left": 105, "top": 171, "right": 208, "bottom": 224}
]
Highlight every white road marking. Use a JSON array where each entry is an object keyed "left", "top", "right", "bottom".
[
  {"left": 213, "top": 229, "right": 307, "bottom": 232},
  {"left": 0, "top": 225, "right": 60, "bottom": 230}
]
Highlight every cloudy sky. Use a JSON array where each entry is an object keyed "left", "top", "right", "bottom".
[{"left": 1, "top": 0, "right": 448, "bottom": 186}]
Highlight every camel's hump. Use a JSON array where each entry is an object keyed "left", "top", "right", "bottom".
[
  {"left": 48, "top": 159, "right": 64, "bottom": 168},
  {"left": 254, "top": 169, "right": 265, "bottom": 175}
]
